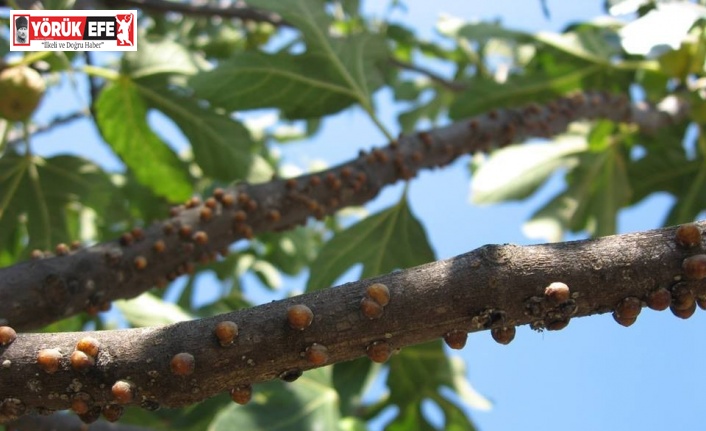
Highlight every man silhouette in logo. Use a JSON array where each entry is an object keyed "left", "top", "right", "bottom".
[
  {"left": 15, "top": 16, "right": 28, "bottom": 44},
  {"left": 116, "top": 14, "right": 132, "bottom": 46}
]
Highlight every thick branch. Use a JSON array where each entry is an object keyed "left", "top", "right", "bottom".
[
  {"left": 1, "top": 221, "right": 704, "bottom": 422},
  {"left": 0, "top": 92, "right": 689, "bottom": 331}
]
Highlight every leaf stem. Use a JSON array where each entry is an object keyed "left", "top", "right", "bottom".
[
  {"left": 82, "top": 65, "right": 120, "bottom": 81},
  {"left": 9, "top": 52, "right": 52, "bottom": 67},
  {"left": 364, "top": 107, "right": 394, "bottom": 141}
]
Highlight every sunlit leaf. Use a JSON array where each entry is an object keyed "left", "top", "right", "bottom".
[
  {"left": 307, "top": 196, "right": 434, "bottom": 291},
  {"left": 96, "top": 77, "right": 192, "bottom": 202},
  {"left": 122, "top": 37, "right": 206, "bottom": 79},
  {"left": 619, "top": 2, "right": 706, "bottom": 57},
  {"left": 534, "top": 31, "right": 614, "bottom": 65},
  {"left": 470, "top": 136, "right": 587, "bottom": 204},
  {"left": 116, "top": 292, "right": 193, "bottom": 327}
]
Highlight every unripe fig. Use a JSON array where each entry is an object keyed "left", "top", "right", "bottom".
[{"left": 0, "top": 66, "right": 46, "bottom": 121}]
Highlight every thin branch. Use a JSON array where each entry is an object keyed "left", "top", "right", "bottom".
[
  {"left": 6, "top": 111, "right": 91, "bottom": 148},
  {"left": 1, "top": 220, "right": 704, "bottom": 423},
  {"left": 389, "top": 57, "right": 468, "bottom": 92},
  {"left": 0, "top": 91, "right": 690, "bottom": 331},
  {"left": 101, "top": 0, "right": 290, "bottom": 27}
]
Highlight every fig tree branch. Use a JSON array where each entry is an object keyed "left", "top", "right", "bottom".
[
  {"left": 0, "top": 92, "right": 689, "bottom": 331},
  {"left": 1, "top": 220, "right": 704, "bottom": 423}
]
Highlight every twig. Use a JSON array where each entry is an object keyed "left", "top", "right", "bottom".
[{"left": 389, "top": 57, "right": 467, "bottom": 92}]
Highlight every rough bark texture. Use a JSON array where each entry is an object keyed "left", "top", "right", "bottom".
[
  {"left": 1, "top": 220, "right": 704, "bottom": 423},
  {"left": 0, "top": 92, "right": 689, "bottom": 331}
]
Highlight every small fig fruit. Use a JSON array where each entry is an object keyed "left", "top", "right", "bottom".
[{"left": 0, "top": 66, "right": 46, "bottom": 121}]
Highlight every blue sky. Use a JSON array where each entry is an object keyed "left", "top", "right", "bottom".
[{"left": 15, "top": 1, "right": 706, "bottom": 430}]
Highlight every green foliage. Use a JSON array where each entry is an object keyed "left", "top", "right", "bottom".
[
  {"left": 0, "top": 152, "right": 114, "bottom": 254},
  {"left": 139, "top": 85, "right": 257, "bottom": 182},
  {"left": 190, "top": 37, "right": 388, "bottom": 119},
  {"left": 96, "top": 78, "right": 193, "bottom": 202},
  {"left": 210, "top": 368, "right": 340, "bottom": 431},
  {"left": 448, "top": 21, "right": 630, "bottom": 119},
  {"left": 191, "top": 0, "right": 389, "bottom": 120},
  {"left": 122, "top": 37, "right": 206, "bottom": 79},
  {"left": 307, "top": 195, "right": 435, "bottom": 291},
  {"left": 470, "top": 135, "right": 587, "bottom": 204},
  {"left": 116, "top": 292, "right": 194, "bottom": 327},
  {"left": 519, "top": 124, "right": 633, "bottom": 239},
  {"left": 384, "top": 341, "right": 481, "bottom": 430}
]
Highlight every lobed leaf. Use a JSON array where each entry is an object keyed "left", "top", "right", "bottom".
[
  {"left": 384, "top": 341, "right": 480, "bottom": 431},
  {"left": 449, "top": 64, "right": 601, "bottom": 119},
  {"left": 95, "top": 77, "right": 192, "bottom": 202},
  {"left": 209, "top": 368, "right": 339, "bottom": 431},
  {"left": 138, "top": 84, "right": 256, "bottom": 182},
  {"left": 122, "top": 37, "right": 205, "bottom": 79},
  {"left": 525, "top": 142, "right": 632, "bottom": 239},
  {"left": 191, "top": 0, "right": 388, "bottom": 119},
  {"left": 306, "top": 196, "right": 435, "bottom": 291},
  {"left": 116, "top": 292, "right": 194, "bottom": 327},
  {"left": 0, "top": 152, "right": 115, "bottom": 252},
  {"left": 470, "top": 136, "right": 587, "bottom": 204}
]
